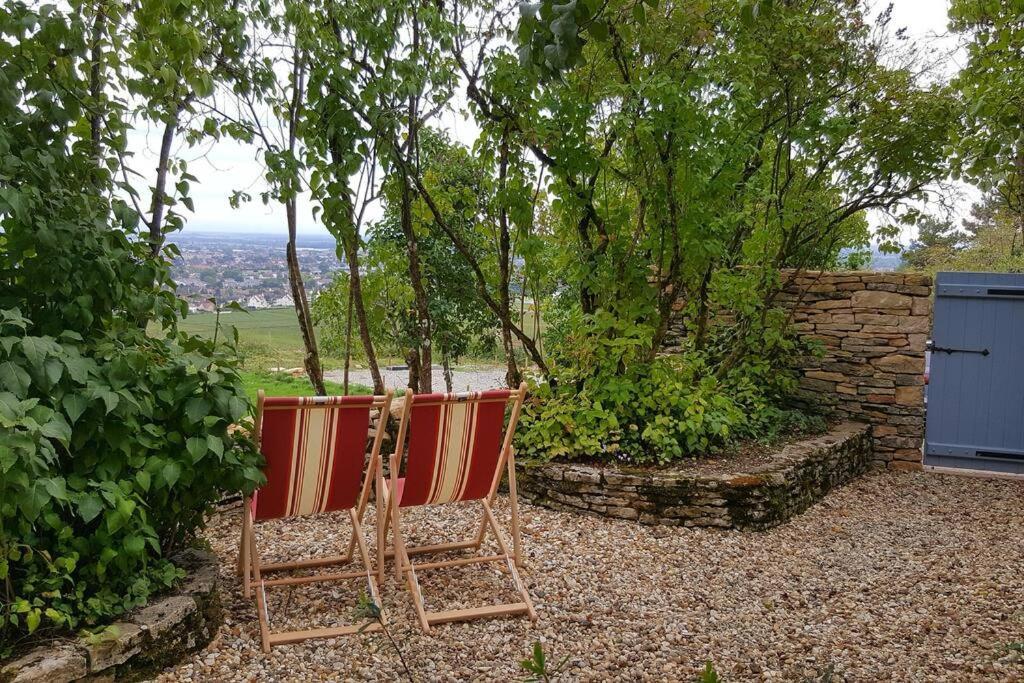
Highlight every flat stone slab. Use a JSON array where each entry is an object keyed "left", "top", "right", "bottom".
[{"left": 517, "top": 422, "right": 874, "bottom": 530}]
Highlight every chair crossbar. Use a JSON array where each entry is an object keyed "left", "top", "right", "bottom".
[
  {"left": 425, "top": 602, "right": 530, "bottom": 626},
  {"left": 407, "top": 553, "right": 507, "bottom": 572},
  {"left": 267, "top": 622, "right": 384, "bottom": 646}
]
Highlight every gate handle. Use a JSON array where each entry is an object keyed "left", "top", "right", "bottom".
[{"left": 928, "top": 342, "right": 989, "bottom": 356}]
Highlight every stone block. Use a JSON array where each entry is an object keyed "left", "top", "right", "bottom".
[
  {"left": 814, "top": 299, "right": 852, "bottom": 310},
  {"left": 854, "top": 313, "right": 899, "bottom": 326},
  {"left": 130, "top": 596, "right": 198, "bottom": 641},
  {"left": 895, "top": 385, "right": 923, "bottom": 406},
  {"left": 850, "top": 290, "right": 912, "bottom": 310},
  {"left": 84, "top": 622, "right": 144, "bottom": 671},
  {"left": 872, "top": 354, "right": 923, "bottom": 374},
  {"left": 898, "top": 316, "right": 930, "bottom": 333},
  {"left": 0, "top": 645, "right": 88, "bottom": 683},
  {"left": 805, "top": 370, "right": 846, "bottom": 382}
]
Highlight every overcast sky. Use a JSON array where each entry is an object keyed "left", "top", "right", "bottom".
[{"left": 134, "top": 0, "right": 964, "bottom": 240}]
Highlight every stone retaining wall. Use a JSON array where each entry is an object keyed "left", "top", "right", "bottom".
[
  {"left": 0, "top": 549, "right": 221, "bottom": 683},
  {"left": 517, "top": 422, "right": 873, "bottom": 530},
  {"left": 663, "top": 270, "right": 932, "bottom": 469},
  {"left": 777, "top": 270, "right": 931, "bottom": 469}
]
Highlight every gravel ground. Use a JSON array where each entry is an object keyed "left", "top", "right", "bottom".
[
  {"left": 323, "top": 367, "right": 508, "bottom": 393},
  {"left": 155, "top": 471, "right": 1024, "bottom": 682}
]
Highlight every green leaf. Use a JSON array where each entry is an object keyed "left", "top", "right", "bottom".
[
  {"left": 0, "top": 361, "right": 31, "bottom": 395},
  {"left": 162, "top": 461, "right": 181, "bottom": 488},
  {"left": 19, "top": 337, "right": 56, "bottom": 370},
  {"left": 26, "top": 610, "right": 40, "bottom": 634},
  {"left": 135, "top": 470, "right": 151, "bottom": 492},
  {"left": 186, "top": 436, "right": 208, "bottom": 462},
  {"left": 40, "top": 414, "right": 71, "bottom": 444},
  {"left": 228, "top": 396, "right": 247, "bottom": 422},
  {"left": 184, "top": 397, "right": 210, "bottom": 424},
  {"left": 63, "top": 394, "right": 90, "bottom": 424},
  {"left": 78, "top": 494, "right": 104, "bottom": 523},
  {"left": 206, "top": 434, "right": 224, "bottom": 459},
  {"left": 43, "top": 477, "right": 68, "bottom": 501}
]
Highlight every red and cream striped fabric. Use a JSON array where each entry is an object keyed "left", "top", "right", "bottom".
[
  {"left": 253, "top": 395, "right": 374, "bottom": 521},
  {"left": 399, "top": 390, "right": 512, "bottom": 507}
]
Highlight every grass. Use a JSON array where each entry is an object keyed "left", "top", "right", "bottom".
[
  {"left": 166, "top": 306, "right": 529, "bottom": 372},
  {"left": 238, "top": 370, "right": 373, "bottom": 404},
  {"left": 175, "top": 308, "right": 309, "bottom": 349}
]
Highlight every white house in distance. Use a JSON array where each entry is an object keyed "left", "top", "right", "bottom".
[
  {"left": 272, "top": 294, "right": 293, "bottom": 307},
  {"left": 246, "top": 294, "right": 270, "bottom": 310}
]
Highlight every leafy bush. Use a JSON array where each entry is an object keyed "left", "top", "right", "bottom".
[
  {"left": 0, "top": 4, "right": 262, "bottom": 652},
  {"left": 516, "top": 309, "right": 814, "bottom": 465}
]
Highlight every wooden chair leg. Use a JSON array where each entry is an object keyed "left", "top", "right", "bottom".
[
  {"left": 507, "top": 453, "right": 524, "bottom": 568},
  {"left": 405, "top": 565, "right": 431, "bottom": 633},
  {"left": 391, "top": 496, "right": 407, "bottom": 583},
  {"left": 242, "top": 502, "right": 253, "bottom": 599},
  {"left": 349, "top": 509, "right": 385, "bottom": 623},
  {"left": 376, "top": 479, "right": 386, "bottom": 587},
  {"left": 248, "top": 529, "right": 271, "bottom": 653},
  {"left": 237, "top": 501, "right": 246, "bottom": 577}
]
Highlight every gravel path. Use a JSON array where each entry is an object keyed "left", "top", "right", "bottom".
[
  {"left": 156, "top": 471, "right": 1024, "bottom": 682},
  {"left": 323, "top": 366, "right": 508, "bottom": 393}
]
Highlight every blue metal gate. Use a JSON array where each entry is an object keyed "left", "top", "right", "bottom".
[{"left": 925, "top": 272, "right": 1024, "bottom": 473}]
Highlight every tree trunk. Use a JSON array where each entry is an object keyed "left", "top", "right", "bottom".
[
  {"left": 399, "top": 171, "right": 432, "bottom": 392},
  {"left": 406, "top": 347, "right": 420, "bottom": 393},
  {"left": 497, "top": 128, "right": 522, "bottom": 387},
  {"left": 285, "top": 197, "right": 326, "bottom": 395},
  {"left": 342, "top": 233, "right": 385, "bottom": 394},
  {"left": 149, "top": 116, "right": 177, "bottom": 257},
  {"left": 342, "top": 281, "right": 353, "bottom": 395},
  {"left": 441, "top": 344, "right": 454, "bottom": 393},
  {"left": 693, "top": 265, "right": 714, "bottom": 351}
]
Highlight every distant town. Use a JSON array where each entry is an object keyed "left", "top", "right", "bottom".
[
  {"left": 169, "top": 231, "right": 343, "bottom": 313},
  {"left": 168, "top": 231, "right": 903, "bottom": 314}
]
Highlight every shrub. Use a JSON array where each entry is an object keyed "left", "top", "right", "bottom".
[
  {"left": 0, "top": 4, "right": 262, "bottom": 652},
  {"left": 516, "top": 309, "right": 812, "bottom": 465}
]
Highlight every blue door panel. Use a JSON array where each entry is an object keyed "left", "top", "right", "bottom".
[{"left": 925, "top": 272, "right": 1024, "bottom": 473}]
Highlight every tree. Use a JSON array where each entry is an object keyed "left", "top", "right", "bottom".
[
  {"left": 312, "top": 132, "right": 503, "bottom": 393},
  {"left": 950, "top": 0, "right": 1024, "bottom": 251},
  {"left": 113, "top": 0, "right": 253, "bottom": 257},
  {"left": 904, "top": 194, "right": 1024, "bottom": 275},
  {"left": 902, "top": 214, "right": 963, "bottom": 271},
  {"left": 219, "top": 3, "right": 328, "bottom": 393}
]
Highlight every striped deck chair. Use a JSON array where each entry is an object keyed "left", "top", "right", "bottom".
[
  {"left": 238, "top": 389, "right": 393, "bottom": 652},
  {"left": 379, "top": 382, "right": 537, "bottom": 632}
]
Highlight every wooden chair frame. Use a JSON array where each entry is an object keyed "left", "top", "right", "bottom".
[
  {"left": 237, "top": 389, "right": 393, "bottom": 652},
  {"left": 378, "top": 383, "right": 537, "bottom": 633}
]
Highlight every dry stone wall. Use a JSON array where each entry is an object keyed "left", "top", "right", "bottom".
[
  {"left": 777, "top": 270, "right": 931, "bottom": 469},
  {"left": 662, "top": 270, "right": 932, "bottom": 468},
  {"left": 517, "top": 422, "right": 873, "bottom": 530}
]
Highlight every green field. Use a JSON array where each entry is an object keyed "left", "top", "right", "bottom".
[
  {"left": 168, "top": 305, "right": 540, "bottom": 371},
  {"left": 238, "top": 370, "right": 373, "bottom": 403},
  {"left": 175, "top": 307, "right": 308, "bottom": 349},
  {"left": 166, "top": 308, "right": 341, "bottom": 370}
]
